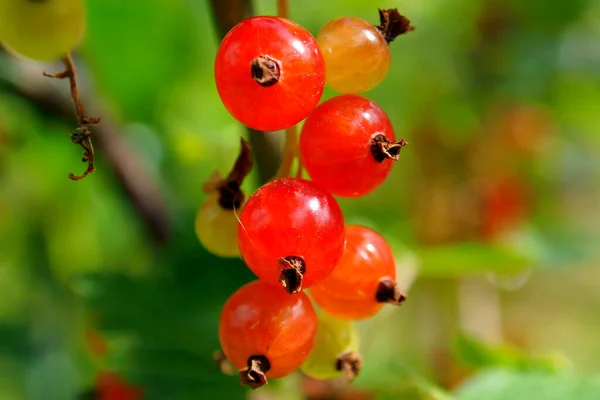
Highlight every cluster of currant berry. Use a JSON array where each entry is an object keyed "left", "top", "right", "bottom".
[{"left": 197, "top": 8, "right": 415, "bottom": 389}]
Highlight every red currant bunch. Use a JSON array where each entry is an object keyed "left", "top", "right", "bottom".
[{"left": 198, "top": 5, "right": 414, "bottom": 390}]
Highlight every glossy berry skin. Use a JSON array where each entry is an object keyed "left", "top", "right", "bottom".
[
  {"left": 195, "top": 194, "right": 240, "bottom": 258},
  {"left": 310, "top": 225, "right": 397, "bottom": 320},
  {"left": 301, "top": 312, "right": 359, "bottom": 380},
  {"left": 300, "top": 95, "right": 398, "bottom": 197},
  {"left": 317, "top": 17, "right": 390, "bottom": 94},
  {"left": 215, "top": 16, "right": 326, "bottom": 131},
  {"left": 0, "top": 0, "right": 86, "bottom": 61},
  {"left": 219, "top": 280, "right": 317, "bottom": 379},
  {"left": 237, "top": 178, "right": 345, "bottom": 291}
]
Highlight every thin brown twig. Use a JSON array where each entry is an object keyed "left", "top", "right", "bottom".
[
  {"left": 43, "top": 52, "right": 100, "bottom": 180},
  {"left": 2, "top": 53, "right": 170, "bottom": 244}
]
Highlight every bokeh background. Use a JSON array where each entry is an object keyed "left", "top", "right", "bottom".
[{"left": 1, "top": 0, "right": 599, "bottom": 399}]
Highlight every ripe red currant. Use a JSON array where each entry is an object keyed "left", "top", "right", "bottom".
[
  {"left": 219, "top": 280, "right": 317, "bottom": 388},
  {"left": 309, "top": 225, "right": 407, "bottom": 320},
  {"left": 299, "top": 94, "right": 407, "bottom": 197},
  {"left": 317, "top": 9, "right": 414, "bottom": 94},
  {"left": 237, "top": 177, "right": 345, "bottom": 293},
  {"left": 215, "top": 16, "right": 326, "bottom": 131}
]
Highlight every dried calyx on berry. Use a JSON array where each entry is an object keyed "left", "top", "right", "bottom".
[
  {"left": 240, "top": 355, "right": 271, "bottom": 389},
  {"left": 251, "top": 55, "right": 281, "bottom": 87},
  {"left": 376, "top": 8, "right": 415, "bottom": 43},
  {"left": 278, "top": 255, "right": 306, "bottom": 294},
  {"left": 202, "top": 137, "right": 254, "bottom": 210},
  {"left": 370, "top": 134, "right": 408, "bottom": 163},
  {"left": 375, "top": 278, "right": 407, "bottom": 305},
  {"left": 336, "top": 351, "right": 363, "bottom": 382}
]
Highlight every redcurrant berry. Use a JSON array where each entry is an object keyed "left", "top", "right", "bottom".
[
  {"left": 301, "top": 312, "right": 361, "bottom": 381},
  {"left": 317, "top": 9, "right": 414, "bottom": 94},
  {"left": 219, "top": 280, "right": 317, "bottom": 388},
  {"left": 237, "top": 177, "right": 345, "bottom": 293},
  {"left": 215, "top": 16, "right": 326, "bottom": 131},
  {"left": 309, "top": 225, "right": 407, "bottom": 320},
  {"left": 481, "top": 177, "right": 528, "bottom": 240},
  {"left": 299, "top": 94, "right": 407, "bottom": 197}
]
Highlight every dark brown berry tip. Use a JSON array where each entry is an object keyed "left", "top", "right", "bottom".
[
  {"left": 240, "top": 355, "right": 271, "bottom": 389},
  {"left": 213, "top": 350, "right": 235, "bottom": 376},
  {"left": 336, "top": 351, "right": 363, "bottom": 382},
  {"left": 375, "top": 278, "right": 407, "bottom": 305},
  {"left": 377, "top": 8, "right": 415, "bottom": 43},
  {"left": 203, "top": 137, "right": 253, "bottom": 210},
  {"left": 370, "top": 134, "right": 408, "bottom": 163},
  {"left": 251, "top": 55, "right": 281, "bottom": 87},
  {"left": 278, "top": 256, "right": 306, "bottom": 294}
]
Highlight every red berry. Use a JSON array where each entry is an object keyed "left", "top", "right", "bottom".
[
  {"left": 299, "top": 94, "right": 407, "bottom": 197},
  {"left": 237, "top": 177, "right": 345, "bottom": 293},
  {"left": 481, "top": 177, "right": 528, "bottom": 240},
  {"left": 96, "top": 371, "right": 143, "bottom": 400},
  {"left": 215, "top": 16, "right": 326, "bottom": 131},
  {"left": 309, "top": 225, "right": 406, "bottom": 320},
  {"left": 219, "top": 280, "right": 317, "bottom": 388}
]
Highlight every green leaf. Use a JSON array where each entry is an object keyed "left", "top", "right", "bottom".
[
  {"left": 415, "top": 242, "right": 533, "bottom": 277},
  {"left": 453, "top": 334, "right": 570, "bottom": 373},
  {"left": 456, "top": 369, "right": 600, "bottom": 400}
]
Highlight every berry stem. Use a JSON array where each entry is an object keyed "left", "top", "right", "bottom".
[
  {"left": 375, "top": 278, "right": 407, "bottom": 305},
  {"left": 370, "top": 134, "right": 408, "bottom": 163},
  {"left": 273, "top": 125, "right": 298, "bottom": 180},
  {"left": 208, "top": 0, "right": 282, "bottom": 183},
  {"left": 202, "top": 138, "right": 253, "bottom": 210},
  {"left": 277, "top": 0, "right": 289, "bottom": 18},
  {"left": 270, "top": 0, "right": 302, "bottom": 181},
  {"left": 336, "top": 351, "right": 363, "bottom": 382},
  {"left": 240, "top": 355, "right": 271, "bottom": 389},
  {"left": 376, "top": 8, "right": 415, "bottom": 44},
  {"left": 43, "top": 52, "right": 100, "bottom": 180},
  {"left": 277, "top": 255, "right": 306, "bottom": 294}
]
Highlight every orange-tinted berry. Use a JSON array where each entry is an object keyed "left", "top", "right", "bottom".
[
  {"left": 219, "top": 280, "right": 317, "bottom": 388},
  {"left": 310, "top": 225, "right": 406, "bottom": 320}
]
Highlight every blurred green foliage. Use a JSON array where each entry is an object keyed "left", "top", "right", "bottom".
[{"left": 1, "top": 0, "right": 599, "bottom": 399}]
